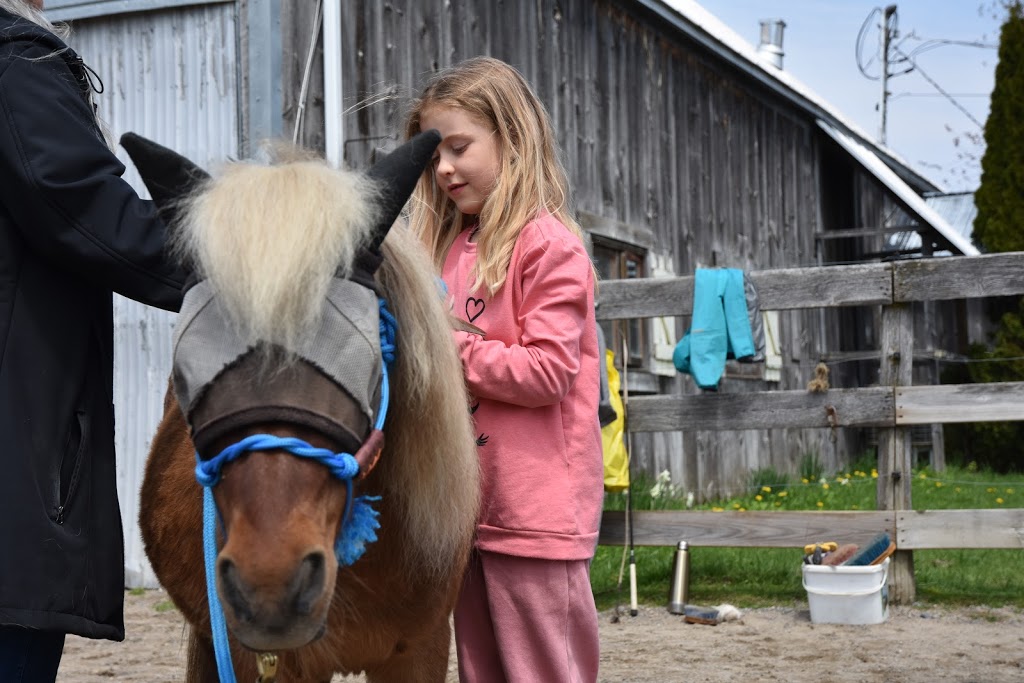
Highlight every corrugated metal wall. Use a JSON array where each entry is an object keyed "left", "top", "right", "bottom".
[{"left": 66, "top": 3, "right": 239, "bottom": 587}]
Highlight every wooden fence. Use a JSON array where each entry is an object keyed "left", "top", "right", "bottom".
[{"left": 595, "top": 252, "right": 1024, "bottom": 604}]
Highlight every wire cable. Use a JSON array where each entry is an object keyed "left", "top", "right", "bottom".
[{"left": 894, "top": 48, "right": 986, "bottom": 130}]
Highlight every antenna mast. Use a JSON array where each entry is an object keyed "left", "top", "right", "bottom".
[{"left": 879, "top": 4, "right": 897, "bottom": 144}]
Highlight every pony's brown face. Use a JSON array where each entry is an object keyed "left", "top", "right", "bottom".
[{"left": 207, "top": 422, "right": 349, "bottom": 651}]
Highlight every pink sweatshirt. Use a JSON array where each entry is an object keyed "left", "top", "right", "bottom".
[{"left": 443, "top": 214, "right": 604, "bottom": 560}]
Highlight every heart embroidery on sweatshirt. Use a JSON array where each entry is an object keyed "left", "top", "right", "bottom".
[{"left": 466, "top": 297, "right": 485, "bottom": 323}]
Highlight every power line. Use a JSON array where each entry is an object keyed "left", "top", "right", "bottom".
[
  {"left": 893, "top": 48, "right": 986, "bottom": 130},
  {"left": 890, "top": 93, "right": 991, "bottom": 100}
]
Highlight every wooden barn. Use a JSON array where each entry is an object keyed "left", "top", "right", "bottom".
[{"left": 45, "top": 0, "right": 978, "bottom": 584}]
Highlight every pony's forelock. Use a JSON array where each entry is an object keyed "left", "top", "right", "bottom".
[{"left": 174, "top": 155, "right": 379, "bottom": 352}]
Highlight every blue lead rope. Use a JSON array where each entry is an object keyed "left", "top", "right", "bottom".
[{"left": 196, "top": 297, "right": 396, "bottom": 683}]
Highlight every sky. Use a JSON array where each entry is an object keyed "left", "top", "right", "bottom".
[{"left": 701, "top": 1, "right": 1005, "bottom": 193}]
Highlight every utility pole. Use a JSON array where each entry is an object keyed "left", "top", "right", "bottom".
[{"left": 879, "top": 4, "right": 897, "bottom": 145}]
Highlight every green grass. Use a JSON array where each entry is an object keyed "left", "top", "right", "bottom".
[{"left": 592, "top": 463, "right": 1024, "bottom": 611}]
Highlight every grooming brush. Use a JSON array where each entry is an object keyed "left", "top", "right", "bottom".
[
  {"left": 869, "top": 539, "right": 897, "bottom": 565},
  {"left": 821, "top": 543, "right": 859, "bottom": 566},
  {"left": 842, "top": 532, "right": 894, "bottom": 566}
]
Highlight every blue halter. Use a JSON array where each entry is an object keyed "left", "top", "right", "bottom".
[{"left": 194, "top": 298, "right": 397, "bottom": 683}]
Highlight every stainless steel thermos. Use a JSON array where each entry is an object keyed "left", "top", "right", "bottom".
[{"left": 668, "top": 540, "right": 690, "bottom": 614}]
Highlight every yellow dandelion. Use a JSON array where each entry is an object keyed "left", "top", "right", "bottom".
[
  {"left": 822, "top": 483, "right": 830, "bottom": 490},
  {"left": 762, "top": 486, "right": 772, "bottom": 493},
  {"left": 997, "top": 498, "right": 1005, "bottom": 505},
  {"left": 802, "top": 478, "right": 809, "bottom": 484},
  {"left": 755, "top": 495, "right": 763, "bottom": 502},
  {"left": 739, "top": 507, "right": 747, "bottom": 512},
  {"left": 712, "top": 506, "right": 724, "bottom": 512},
  {"left": 732, "top": 503, "right": 741, "bottom": 509},
  {"left": 1006, "top": 488, "right": 1015, "bottom": 494},
  {"left": 987, "top": 487, "right": 996, "bottom": 493},
  {"left": 774, "top": 501, "right": 781, "bottom": 507},
  {"left": 935, "top": 481, "right": 943, "bottom": 487},
  {"left": 816, "top": 501, "right": 824, "bottom": 508},
  {"left": 871, "top": 470, "right": 878, "bottom": 478},
  {"left": 778, "top": 491, "right": 788, "bottom": 497},
  {"left": 955, "top": 487, "right": 961, "bottom": 493},
  {"left": 918, "top": 472, "right": 927, "bottom": 479},
  {"left": 851, "top": 504, "right": 859, "bottom": 510}
]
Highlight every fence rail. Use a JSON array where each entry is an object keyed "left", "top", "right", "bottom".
[
  {"left": 596, "top": 252, "right": 1024, "bottom": 604},
  {"left": 598, "top": 508, "right": 1024, "bottom": 550}
]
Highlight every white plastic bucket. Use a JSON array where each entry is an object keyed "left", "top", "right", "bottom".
[{"left": 801, "top": 558, "right": 889, "bottom": 625}]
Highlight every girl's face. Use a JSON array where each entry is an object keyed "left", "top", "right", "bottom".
[{"left": 420, "top": 106, "right": 501, "bottom": 217}]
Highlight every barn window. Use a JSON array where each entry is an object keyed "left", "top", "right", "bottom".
[{"left": 592, "top": 238, "right": 646, "bottom": 369}]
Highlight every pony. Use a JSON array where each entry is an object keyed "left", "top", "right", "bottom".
[{"left": 122, "top": 132, "right": 480, "bottom": 682}]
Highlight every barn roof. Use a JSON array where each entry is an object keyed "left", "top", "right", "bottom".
[{"left": 641, "top": 0, "right": 979, "bottom": 256}]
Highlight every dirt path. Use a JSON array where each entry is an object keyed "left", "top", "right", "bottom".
[{"left": 58, "top": 589, "right": 1024, "bottom": 682}]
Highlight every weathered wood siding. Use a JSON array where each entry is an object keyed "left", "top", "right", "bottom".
[{"left": 281, "top": 0, "right": 938, "bottom": 496}]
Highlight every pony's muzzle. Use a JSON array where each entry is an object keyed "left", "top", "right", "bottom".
[{"left": 217, "top": 550, "right": 331, "bottom": 650}]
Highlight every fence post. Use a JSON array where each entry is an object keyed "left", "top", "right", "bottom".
[{"left": 877, "top": 301, "right": 916, "bottom": 603}]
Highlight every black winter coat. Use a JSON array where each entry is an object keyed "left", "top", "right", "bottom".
[{"left": 0, "top": 10, "right": 187, "bottom": 640}]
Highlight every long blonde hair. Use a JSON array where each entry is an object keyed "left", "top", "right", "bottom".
[{"left": 405, "top": 56, "right": 584, "bottom": 296}]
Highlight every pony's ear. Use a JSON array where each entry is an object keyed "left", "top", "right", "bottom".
[
  {"left": 364, "top": 129, "right": 442, "bottom": 251},
  {"left": 119, "top": 132, "right": 210, "bottom": 214}
]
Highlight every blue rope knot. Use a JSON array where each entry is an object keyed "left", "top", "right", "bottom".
[
  {"left": 195, "top": 434, "right": 360, "bottom": 488},
  {"left": 195, "top": 435, "right": 380, "bottom": 567}
]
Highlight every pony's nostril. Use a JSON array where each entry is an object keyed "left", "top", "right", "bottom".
[
  {"left": 292, "top": 551, "right": 327, "bottom": 616},
  {"left": 218, "top": 557, "right": 254, "bottom": 623}
]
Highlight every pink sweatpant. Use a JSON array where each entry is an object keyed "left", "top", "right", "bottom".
[{"left": 454, "top": 550, "right": 599, "bottom": 683}]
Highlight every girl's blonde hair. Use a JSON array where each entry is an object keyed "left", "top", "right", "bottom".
[{"left": 405, "top": 56, "right": 585, "bottom": 295}]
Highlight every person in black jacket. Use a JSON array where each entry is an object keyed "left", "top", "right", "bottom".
[{"left": 0, "top": 1, "right": 189, "bottom": 680}]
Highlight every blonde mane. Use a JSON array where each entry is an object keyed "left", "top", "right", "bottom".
[
  {"left": 175, "top": 154, "right": 479, "bottom": 576},
  {"left": 376, "top": 226, "right": 480, "bottom": 574}
]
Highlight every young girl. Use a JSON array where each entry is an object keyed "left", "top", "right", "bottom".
[{"left": 405, "top": 56, "right": 603, "bottom": 682}]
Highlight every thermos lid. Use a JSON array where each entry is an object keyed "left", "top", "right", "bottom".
[{"left": 677, "top": 541, "right": 688, "bottom": 550}]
